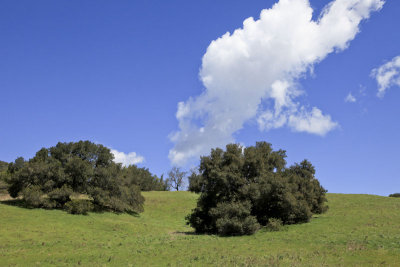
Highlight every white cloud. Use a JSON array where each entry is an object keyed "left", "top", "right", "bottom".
[
  {"left": 288, "top": 107, "right": 338, "bottom": 136},
  {"left": 111, "top": 149, "right": 145, "bottom": 167},
  {"left": 345, "top": 93, "right": 357, "bottom": 103},
  {"left": 371, "top": 55, "right": 400, "bottom": 98},
  {"left": 257, "top": 103, "right": 338, "bottom": 135},
  {"left": 169, "top": 0, "right": 384, "bottom": 166}
]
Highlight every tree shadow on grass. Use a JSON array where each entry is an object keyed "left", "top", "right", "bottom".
[
  {"left": 171, "top": 231, "right": 200, "bottom": 236},
  {"left": 171, "top": 231, "right": 246, "bottom": 238},
  {"left": 0, "top": 198, "right": 27, "bottom": 208},
  {"left": 0, "top": 198, "right": 140, "bottom": 217},
  {"left": 124, "top": 210, "right": 140, "bottom": 217}
]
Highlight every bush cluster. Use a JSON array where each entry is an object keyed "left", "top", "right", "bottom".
[
  {"left": 210, "top": 201, "right": 259, "bottom": 236},
  {"left": 265, "top": 218, "right": 283, "bottom": 232},
  {"left": 5, "top": 141, "right": 150, "bottom": 214},
  {"left": 186, "top": 142, "right": 328, "bottom": 236},
  {"left": 389, "top": 193, "right": 400, "bottom": 198},
  {"left": 64, "top": 200, "right": 93, "bottom": 215},
  {"left": 120, "top": 165, "right": 169, "bottom": 191}
]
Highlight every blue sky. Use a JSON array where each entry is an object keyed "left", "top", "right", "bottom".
[{"left": 1, "top": 0, "right": 399, "bottom": 195}]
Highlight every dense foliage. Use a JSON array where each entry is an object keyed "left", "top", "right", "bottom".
[
  {"left": 186, "top": 142, "right": 328, "bottom": 236},
  {"left": 121, "top": 165, "right": 169, "bottom": 191},
  {"left": 5, "top": 141, "right": 165, "bottom": 214},
  {"left": 0, "top": 160, "right": 9, "bottom": 194},
  {"left": 389, "top": 193, "right": 400, "bottom": 198}
]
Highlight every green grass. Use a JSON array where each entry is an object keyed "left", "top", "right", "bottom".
[{"left": 1, "top": 192, "right": 400, "bottom": 266}]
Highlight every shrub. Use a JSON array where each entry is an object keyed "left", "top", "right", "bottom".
[
  {"left": 22, "top": 186, "right": 44, "bottom": 208},
  {"left": 209, "top": 201, "right": 260, "bottom": 236},
  {"left": 64, "top": 200, "right": 93, "bottom": 215},
  {"left": 252, "top": 175, "right": 313, "bottom": 225},
  {"left": 186, "top": 142, "right": 328, "bottom": 236},
  {"left": 0, "top": 174, "right": 8, "bottom": 194},
  {"left": 42, "top": 199, "right": 57, "bottom": 209},
  {"left": 48, "top": 185, "right": 73, "bottom": 207},
  {"left": 118, "top": 185, "right": 144, "bottom": 213},
  {"left": 0, "top": 161, "right": 9, "bottom": 194},
  {"left": 89, "top": 184, "right": 144, "bottom": 213},
  {"left": 265, "top": 218, "right": 283, "bottom": 232},
  {"left": 389, "top": 193, "right": 400, "bottom": 198}
]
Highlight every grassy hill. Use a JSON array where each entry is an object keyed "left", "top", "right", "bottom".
[{"left": 1, "top": 192, "right": 399, "bottom": 266}]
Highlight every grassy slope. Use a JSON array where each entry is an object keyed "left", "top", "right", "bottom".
[{"left": 0, "top": 192, "right": 400, "bottom": 266}]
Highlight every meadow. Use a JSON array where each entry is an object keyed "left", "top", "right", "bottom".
[{"left": 1, "top": 192, "right": 400, "bottom": 266}]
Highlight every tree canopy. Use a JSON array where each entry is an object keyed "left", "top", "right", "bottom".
[
  {"left": 121, "top": 165, "right": 169, "bottom": 191},
  {"left": 0, "top": 160, "right": 9, "bottom": 194},
  {"left": 5, "top": 141, "right": 166, "bottom": 214},
  {"left": 186, "top": 142, "right": 328, "bottom": 236}
]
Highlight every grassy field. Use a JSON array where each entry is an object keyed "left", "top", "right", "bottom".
[{"left": 1, "top": 192, "right": 400, "bottom": 266}]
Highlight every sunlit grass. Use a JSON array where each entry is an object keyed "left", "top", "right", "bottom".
[{"left": 1, "top": 192, "right": 399, "bottom": 266}]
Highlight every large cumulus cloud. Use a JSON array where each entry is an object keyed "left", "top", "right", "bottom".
[{"left": 170, "top": 0, "right": 384, "bottom": 166}]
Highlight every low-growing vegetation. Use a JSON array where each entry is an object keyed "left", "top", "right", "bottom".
[
  {"left": 187, "top": 142, "right": 328, "bottom": 236},
  {"left": 389, "top": 193, "right": 400, "bottom": 198},
  {"left": 266, "top": 218, "right": 284, "bottom": 232},
  {"left": 64, "top": 199, "right": 93, "bottom": 215}
]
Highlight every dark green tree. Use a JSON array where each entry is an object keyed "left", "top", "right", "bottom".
[
  {"left": 0, "top": 160, "right": 9, "bottom": 194},
  {"left": 6, "top": 141, "right": 145, "bottom": 214},
  {"left": 187, "top": 168, "right": 202, "bottom": 193},
  {"left": 187, "top": 142, "right": 328, "bottom": 236},
  {"left": 120, "top": 165, "right": 169, "bottom": 191}
]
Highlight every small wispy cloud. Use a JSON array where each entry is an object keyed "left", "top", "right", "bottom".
[
  {"left": 359, "top": 85, "right": 367, "bottom": 96},
  {"left": 345, "top": 93, "right": 356, "bottom": 103},
  {"left": 288, "top": 107, "right": 338, "bottom": 136},
  {"left": 111, "top": 149, "right": 145, "bottom": 167},
  {"left": 371, "top": 55, "right": 400, "bottom": 98}
]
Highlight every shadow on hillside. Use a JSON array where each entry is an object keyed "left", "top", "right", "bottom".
[
  {"left": 119, "top": 210, "right": 140, "bottom": 217},
  {"left": 0, "top": 198, "right": 140, "bottom": 217},
  {"left": 171, "top": 231, "right": 247, "bottom": 237},
  {"left": 0, "top": 198, "right": 26, "bottom": 208},
  {"left": 172, "top": 231, "right": 199, "bottom": 236}
]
